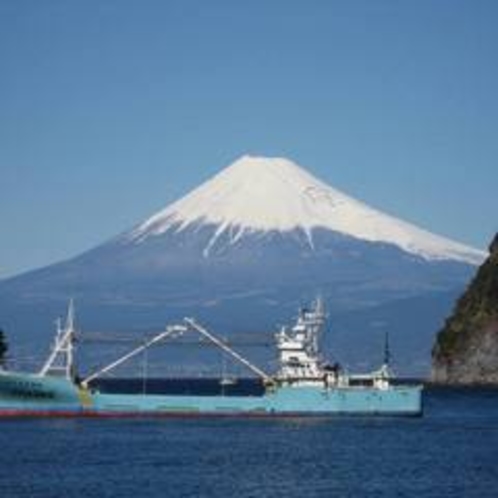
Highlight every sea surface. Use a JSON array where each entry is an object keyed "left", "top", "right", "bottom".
[{"left": 0, "top": 387, "right": 497, "bottom": 498}]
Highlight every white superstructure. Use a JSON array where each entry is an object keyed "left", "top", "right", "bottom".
[
  {"left": 275, "top": 298, "right": 326, "bottom": 385},
  {"left": 275, "top": 298, "right": 394, "bottom": 390}
]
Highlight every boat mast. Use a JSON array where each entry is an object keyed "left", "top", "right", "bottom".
[{"left": 39, "top": 299, "right": 77, "bottom": 380}]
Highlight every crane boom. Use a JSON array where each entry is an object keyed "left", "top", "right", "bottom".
[
  {"left": 183, "top": 318, "right": 273, "bottom": 383},
  {"left": 81, "top": 325, "right": 187, "bottom": 388}
]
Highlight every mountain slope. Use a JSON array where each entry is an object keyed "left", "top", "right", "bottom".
[{"left": 0, "top": 155, "right": 485, "bottom": 375}]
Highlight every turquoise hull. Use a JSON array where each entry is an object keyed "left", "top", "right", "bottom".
[
  {"left": 0, "top": 371, "right": 83, "bottom": 416},
  {"left": 0, "top": 372, "right": 422, "bottom": 417}
]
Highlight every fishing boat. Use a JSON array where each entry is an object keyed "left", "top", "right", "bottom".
[{"left": 0, "top": 300, "right": 423, "bottom": 417}]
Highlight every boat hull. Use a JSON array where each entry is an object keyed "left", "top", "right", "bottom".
[
  {"left": 0, "top": 371, "right": 84, "bottom": 416},
  {"left": 0, "top": 372, "right": 422, "bottom": 417}
]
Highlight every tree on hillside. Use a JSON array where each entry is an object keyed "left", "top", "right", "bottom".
[{"left": 0, "top": 329, "right": 8, "bottom": 368}]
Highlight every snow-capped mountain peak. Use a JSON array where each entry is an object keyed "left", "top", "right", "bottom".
[{"left": 129, "top": 155, "right": 486, "bottom": 264}]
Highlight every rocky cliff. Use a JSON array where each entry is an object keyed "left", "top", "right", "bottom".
[{"left": 432, "top": 233, "right": 498, "bottom": 384}]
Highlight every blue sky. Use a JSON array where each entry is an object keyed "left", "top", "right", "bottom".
[{"left": 0, "top": 1, "right": 497, "bottom": 278}]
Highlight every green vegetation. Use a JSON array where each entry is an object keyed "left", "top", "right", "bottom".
[
  {"left": 0, "top": 329, "right": 7, "bottom": 368},
  {"left": 433, "top": 233, "right": 498, "bottom": 360}
]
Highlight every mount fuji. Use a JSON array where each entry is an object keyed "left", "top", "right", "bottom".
[
  {"left": 0, "top": 156, "right": 486, "bottom": 375},
  {"left": 130, "top": 155, "right": 482, "bottom": 264}
]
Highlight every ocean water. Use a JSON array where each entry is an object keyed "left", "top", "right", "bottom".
[{"left": 0, "top": 387, "right": 497, "bottom": 498}]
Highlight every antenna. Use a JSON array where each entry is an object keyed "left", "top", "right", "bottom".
[
  {"left": 383, "top": 331, "right": 391, "bottom": 367},
  {"left": 66, "top": 298, "right": 75, "bottom": 333}
]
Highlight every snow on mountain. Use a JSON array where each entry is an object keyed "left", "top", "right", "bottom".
[{"left": 129, "top": 155, "right": 486, "bottom": 264}]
